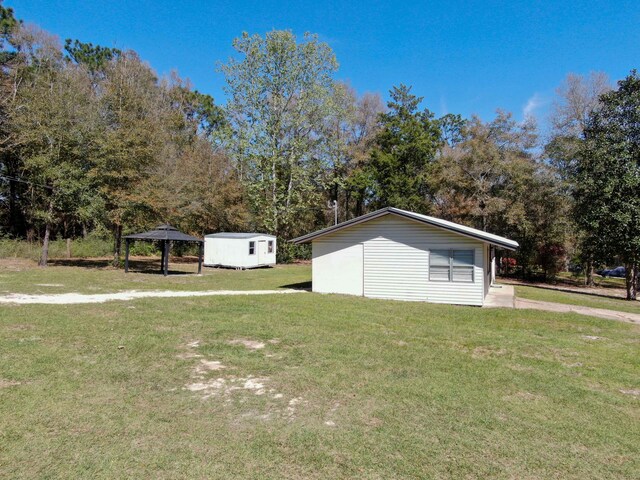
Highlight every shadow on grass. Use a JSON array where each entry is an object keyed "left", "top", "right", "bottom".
[
  {"left": 280, "top": 281, "right": 312, "bottom": 291},
  {"left": 49, "top": 256, "right": 201, "bottom": 275},
  {"left": 503, "top": 272, "right": 626, "bottom": 291},
  {"left": 49, "top": 258, "right": 113, "bottom": 269},
  {"left": 513, "top": 282, "right": 636, "bottom": 302},
  {"left": 204, "top": 265, "right": 273, "bottom": 271}
]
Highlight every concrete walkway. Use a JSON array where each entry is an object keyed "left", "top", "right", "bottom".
[
  {"left": 0, "top": 289, "right": 306, "bottom": 305},
  {"left": 484, "top": 283, "right": 640, "bottom": 325},
  {"left": 484, "top": 285, "right": 516, "bottom": 308},
  {"left": 514, "top": 298, "right": 640, "bottom": 325}
]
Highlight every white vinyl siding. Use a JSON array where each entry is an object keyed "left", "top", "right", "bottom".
[
  {"left": 312, "top": 242, "right": 363, "bottom": 296},
  {"left": 312, "top": 215, "right": 485, "bottom": 305},
  {"left": 203, "top": 235, "right": 276, "bottom": 268},
  {"left": 363, "top": 242, "right": 428, "bottom": 301}
]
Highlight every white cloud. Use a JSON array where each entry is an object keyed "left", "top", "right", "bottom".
[
  {"left": 439, "top": 95, "right": 448, "bottom": 116},
  {"left": 523, "top": 93, "right": 546, "bottom": 119}
]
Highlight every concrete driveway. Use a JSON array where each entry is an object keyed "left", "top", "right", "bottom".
[{"left": 484, "top": 284, "right": 640, "bottom": 325}]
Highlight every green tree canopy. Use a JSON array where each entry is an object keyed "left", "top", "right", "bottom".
[
  {"left": 366, "top": 84, "right": 442, "bottom": 212},
  {"left": 220, "top": 30, "right": 344, "bottom": 238},
  {"left": 575, "top": 71, "right": 640, "bottom": 299}
]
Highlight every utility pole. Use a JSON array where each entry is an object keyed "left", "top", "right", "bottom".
[{"left": 333, "top": 200, "right": 338, "bottom": 225}]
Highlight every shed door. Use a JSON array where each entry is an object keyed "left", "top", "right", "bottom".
[{"left": 257, "top": 240, "right": 268, "bottom": 264}]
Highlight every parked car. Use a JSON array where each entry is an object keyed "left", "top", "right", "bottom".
[
  {"left": 599, "top": 266, "right": 626, "bottom": 278},
  {"left": 608, "top": 266, "right": 626, "bottom": 278}
]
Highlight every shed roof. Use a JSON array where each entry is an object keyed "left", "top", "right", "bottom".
[
  {"left": 290, "top": 207, "right": 519, "bottom": 250},
  {"left": 205, "top": 232, "right": 276, "bottom": 239},
  {"left": 124, "top": 224, "right": 202, "bottom": 243}
]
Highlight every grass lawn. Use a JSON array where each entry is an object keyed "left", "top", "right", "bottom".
[
  {"left": 1, "top": 265, "right": 639, "bottom": 478},
  {"left": 554, "top": 272, "right": 627, "bottom": 289},
  {"left": 0, "top": 258, "right": 310, "bottom": 295},
  {"left": 515, "top": 285, "right": 640, "bottom": 315}
]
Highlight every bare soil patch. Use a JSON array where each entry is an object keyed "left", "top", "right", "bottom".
[
  {"left": 0, "top": 379, "right": 21, "bottom": 388},
  {"left": 619, "top": 389, "right": 640, "bottom": 397},
  {"left": 472, "top": 346, "right": 507, "bottom": 359},
  {"left": 228, "top": 339, "right": 266, "bottom": 350}
]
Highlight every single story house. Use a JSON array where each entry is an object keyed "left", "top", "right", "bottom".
[
  {"left": 204, "top": 233, "right": 276, "bottom": 269},
  {"left": 291, "top": 207, "right": 518, "bottom": 306}
]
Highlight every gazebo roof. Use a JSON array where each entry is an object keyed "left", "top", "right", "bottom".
[{"left": 124, "top": 224, "right": 203, "bottom": 243}]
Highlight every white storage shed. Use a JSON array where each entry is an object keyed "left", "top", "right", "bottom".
[
  {"left": 204, "top": 233, "right": 276, "bottom": 269},
  {"left": 291, "top": 207, "right": 518, "bottom": 306}
]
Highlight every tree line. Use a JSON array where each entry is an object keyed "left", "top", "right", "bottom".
[{"left": 1, "top": 3, "right": 638, "bottom": 299}]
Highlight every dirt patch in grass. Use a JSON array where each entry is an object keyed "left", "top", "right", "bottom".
[
  {"left": 179, "top": 338, "right": 308, "bottom": 421},
  {"left": 228, "top": 339, "right": 266, "bottom": 350},
  {"left": 194, "top": 360, "right": 226, "bottom": 375},
  {"left": 564, "top": 362, "right": 584, "bottom": 368},
  {"left": 472, "top": 346, "right": 507, "bottom": 358},
  {"left": 619, "top": 389, "right": 640, "bottom": 397},
  {"left": 583, "top": 335, "right": 605, "bottom": 341},
  {"left": 4, "top": 323, "right": 35, "bottom": 331},
  {"left": 186, "top": 375, "right": 270, "bottom": 398},
  {"left": 0, "top": 379, "right": 21, "bottom": 388}
]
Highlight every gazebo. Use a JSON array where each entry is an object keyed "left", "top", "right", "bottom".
[{"left": 123, "top": 225, "right": 204, "bottom": 276}]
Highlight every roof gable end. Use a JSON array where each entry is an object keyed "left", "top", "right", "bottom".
[{"left": 291, "top": 207, "right": 518, "bottom": 250}]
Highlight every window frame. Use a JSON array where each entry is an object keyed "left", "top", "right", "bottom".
[
  {"left": 248, "top": 241, "right": 255, "bottom": 255},
  {"left": 429, "top": 249, "right": 475, "bottom": 283},
  {"left": 267, "top": 240, "right": 274, "bottom": 253}
]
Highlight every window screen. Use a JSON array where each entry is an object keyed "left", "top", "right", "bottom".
[
  {"left": 452, "top": 250, "right": 474, "bottom": 282},
  {"left": 429, "top": 249, "right": 451, "bottom": 281},
  {"left": 429, "top": 249, "right": 474, "bottom": 282},
  {"left": 249, "top": 241, "right": 255, "bottom": 255}
]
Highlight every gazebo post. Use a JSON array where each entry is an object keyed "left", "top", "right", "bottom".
[
  {"left": 163, "top": 240, "right": 170, "bottom": 276},
  {"left": 124, "top": 239, "right": 130, "bottom": 273},
  {"left": 160, "top": 240, "right": 165, "bottom": 273},
  {"left": 197, "top": 242, "right": 203, "bottom": 274}
]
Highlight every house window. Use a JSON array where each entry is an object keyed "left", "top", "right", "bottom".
[
  {"left": 268, "top": 240, "right": 274, "bottom": 253},
  {"left": 249, "top": 241, "right": 255, "bottom": 255},
  {"left": 429, "top": 250, "right": 451, "bottom": 281},
  {"left": 429, "top": 249, "right": 474, "bottom": 283}
]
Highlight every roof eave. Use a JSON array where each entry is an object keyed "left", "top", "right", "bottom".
[
  {"left": 388, "top": 209, "right": 519, "bottom": 250},
  {"left": 290, "top": 208, "right": 392, "bottom": 244},
  {"left": 290, "top": 207, "right": 518, "bottom": 250}
]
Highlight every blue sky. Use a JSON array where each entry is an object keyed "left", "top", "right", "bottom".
[{"left": 10, "top": 0, "right": 640, "bottom": 128}]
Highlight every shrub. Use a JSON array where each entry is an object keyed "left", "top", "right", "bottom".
[{"left": 276, "top": 239, "right": 311, "bottom": 264}]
